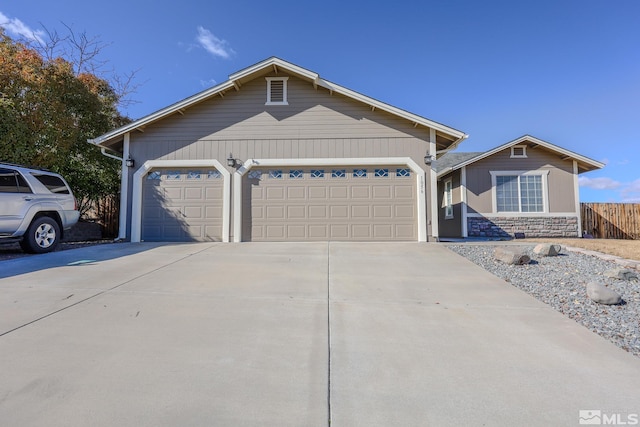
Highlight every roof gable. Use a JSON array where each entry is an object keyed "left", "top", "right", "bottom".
[
  {"left": 89, "top": 57, "right": 467, "bottom": 149},
  {"left": 436, "top": 135, "right": 604, "bottom": 178}
]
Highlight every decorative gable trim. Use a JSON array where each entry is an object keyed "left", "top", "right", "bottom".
[{"left": 88, "top": 57, "right": 467, "bottom": 148}]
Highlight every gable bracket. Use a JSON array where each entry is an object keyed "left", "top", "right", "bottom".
[{"left": 233, "top": 81, "right": 241, "bottom": 91}]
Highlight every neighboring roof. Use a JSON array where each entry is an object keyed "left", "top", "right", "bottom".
[
  {"left": 436, "top": 135, "right": 605, "bottom": 178},
  {"left": 432, "top": 152, "right": 483, "bottom": 174},
  {"left": 88, "top": 57, "right": 468, "bottom": 150}
]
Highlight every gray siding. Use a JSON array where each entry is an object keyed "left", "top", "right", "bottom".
[
  {"left": 465, "top": 147, "right": 576, "bottom": 215},
  {"left": 125, "top": 72, "right": 434, "bottom": 241}
]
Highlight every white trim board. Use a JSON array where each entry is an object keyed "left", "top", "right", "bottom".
[
  {"left": 131, "top": 160, "right": 231, "bottom": 243},
  {"left": 466, "top": 213, "right": 578, "bottom": 218},
  {"left": 233, "top": 157, "right": 428, "bottom": 242}
]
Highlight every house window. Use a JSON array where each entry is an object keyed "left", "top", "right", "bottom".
[
  {"left": 444, "top": 179, "right": 453, "bottom": 219},
  {"left": 248, "top": 170, "right": 262, "bottom": 180},
  {"left": 289, "top": 170, "right": 303, "bottom": 179},
  {"left": 166, "top": 171, "right": 181, "bottom": 180},
  {"left": 396, "top": 168, "right": 411, "bottom": 178},
  {"left": 332, "top": 169, "right": 346, "bottom": 178},
  {"left": 187, "top": 171, "right": 201, "bottom": 180},
  {"left": 353, "top": 169, "right": 367, "bottom": 178},
  {"left": 310, "top": 169, "right": 324, "bottom": 178},
  {"left": 374, "top": 168, "right": 389, "bottom": 178},
  {"left": 207, "top": 170, "right": 222, "bottom": 179},
  {"left": 269, "top": 170, "right": 283, "bottom": 179},
  {"left": 266, "top": 77, "right": 288, "bottom": 105},
  {"left": 492, "top": 171, "right": 548, "bottom": 213},
  {"left": 510, "top": 145, "right": 527, "bottom": 158}
]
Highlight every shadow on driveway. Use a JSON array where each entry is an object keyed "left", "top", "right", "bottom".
[{"left": 0, "top": 242, "right": 170, "bottom": 279}]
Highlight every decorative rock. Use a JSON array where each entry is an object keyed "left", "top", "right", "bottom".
[
  {"left": 586, "top": 282, "right": 622, "bottom": 305},
  {"left": 533, "top": 243, "right": 562, "bottom": 257},
  {"left": 604, "top": 268, "right": 639, "bottom": 281},
  {"left": 494, "top": 246, "right": 531, "bottom": 265}
]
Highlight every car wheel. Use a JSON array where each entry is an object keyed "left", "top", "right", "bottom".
[{"left": 20, "top": 216, "right": 61, "bottom": 254}]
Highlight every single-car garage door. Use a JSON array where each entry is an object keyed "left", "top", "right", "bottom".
[
  {"left": 243, "top": 166, "right": 417, "bottom": 241},
  {"left": 142, "top": 168, "right": 224, "bottom": 241}
]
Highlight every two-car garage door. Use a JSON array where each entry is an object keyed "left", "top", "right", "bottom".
[
  {"left": 243, "top": 166, "right": 417, "bottom": 241},
  {"left": 141, "top": 165, "right": 418, "bottom": 242}
]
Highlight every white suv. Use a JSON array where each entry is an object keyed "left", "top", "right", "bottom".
[{"left": 0, "top": 163, "right": 80, "bottom": 253}]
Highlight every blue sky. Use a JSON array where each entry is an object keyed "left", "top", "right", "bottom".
[{"left": 2, "top": 0, "right": 639, "bottom": 202}]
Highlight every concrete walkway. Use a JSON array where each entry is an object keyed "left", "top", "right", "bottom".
[{"left": 1, "top": 242, "right": 639, "bottom": 426}]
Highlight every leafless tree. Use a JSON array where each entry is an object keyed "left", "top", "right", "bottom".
[{"left": 25, "top": 22, "right": 143, "bottom": 110}]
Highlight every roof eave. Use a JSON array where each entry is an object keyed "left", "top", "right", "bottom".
[
  {"left": 89, "top": 57, "right": 467, "bottom": 147},
  {"left": 89, "top": 80, "right": 237, "bottom": 147},
  {"left": 444, "top": 135, "right": 604, "bottom": 173}
]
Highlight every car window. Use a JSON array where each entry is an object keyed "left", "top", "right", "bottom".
[
  {"left": 31, "top": 173, "right": 70, "bottom": 194},
  {"left": 0, "top": 168, "right": 20, "bottom": 193},
  {"left": 16, "top": 173, "right": 32, "bottom": 193}
]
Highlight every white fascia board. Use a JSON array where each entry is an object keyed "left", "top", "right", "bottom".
[
  {"left": 229, "top": 57, "right": 319, "bottom": 82},
  {"left": 89, "top": 80, "right": 237, "bottom": 147},
  {"left": 233, "top": 157, "right": 427, "bottom": 242},
  {"left": 131, "top": 159, "right": 231, "bottom": 243},
  {"left": 316, "top": 77, "right": 467, "bottom": 140},
  {"left": 449, "top": 135, "right": 605, "bottom": 173}
]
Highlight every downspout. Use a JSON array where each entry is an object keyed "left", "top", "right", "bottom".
[
  {"left": 91, "top": 136, "right": 130, "bottom": 241},
  {"left": 100, "top": 147, "right": 123, "bottom": 162}
]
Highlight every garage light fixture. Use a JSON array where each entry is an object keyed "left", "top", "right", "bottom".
[
  {"left": 125, "top": 156, "right": 135, "bottom": 168},
  {"left": 227, "top": 153, "right": 237, "bottom": 168},
  {"left": 424, "top": 153, "right": 435, "bottom": 165}
]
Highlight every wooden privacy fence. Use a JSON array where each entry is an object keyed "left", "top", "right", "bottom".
[
  {"left": 581, "top": 203, "right": 640, "bottom": 240},
  {"left": 83, "top": 195, "right": 120, "bottom": 238}
]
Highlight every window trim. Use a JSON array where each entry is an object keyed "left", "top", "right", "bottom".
[
  {"left": 265, "top": 77, "right": 289, "bottom": 105},
  {"left": 510, "top": 145, "right": 527, "bottom": 158},
  {"left": 490, "top": 170, "right": 549, "bottom": 214},
  {"left": 444, "top": 178, "right": 454, "bottom": 219}
]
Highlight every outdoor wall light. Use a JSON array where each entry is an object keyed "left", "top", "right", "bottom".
[
  {"left": 227, "top": 153, "right": 236, "bottom": 168},
  {"left": 424, "top": 153, "right": 435, "bottom": 165},
  {"left": 125, "top": 156, "right": 135, "bottom": 168}
]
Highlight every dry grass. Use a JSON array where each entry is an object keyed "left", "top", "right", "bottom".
[{"left": 523, "top": 238, "right": 640, "bottom": 261}]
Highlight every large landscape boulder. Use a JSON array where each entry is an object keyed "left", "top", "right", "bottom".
[
  {"left": 533, "top": 243, "right": 562, "bottom": 257},
  {"left": 586, "top": 282, "right": 622, "bottom": 305},
  {"left": 494, "top": 246, "right": 531, "bottom": 265},
  {"left": 604, "top": 268, "right": 638, "bottom": 281}
]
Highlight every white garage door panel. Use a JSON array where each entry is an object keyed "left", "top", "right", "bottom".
[
  {"left": 142, "top": 169, "right": 224, "bottom": 242},
  {"left": 243, "top": 167, "right": 417, "bottom": 241}
]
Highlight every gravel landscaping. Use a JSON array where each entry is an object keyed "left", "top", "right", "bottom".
[{"left": 446, "top": 243, "right": 640, "bottom": 358}]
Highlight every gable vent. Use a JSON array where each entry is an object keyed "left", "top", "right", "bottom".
[
  {"left": 266, "top": 77, "right": 288, "bottom": 105},
  {"left": 271, "top": 80, "right": 284, "bottom": 102}
]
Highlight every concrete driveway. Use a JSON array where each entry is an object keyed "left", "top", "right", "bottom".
[{"left": 1, "top": 242, "right": 639, "bottom": 426}]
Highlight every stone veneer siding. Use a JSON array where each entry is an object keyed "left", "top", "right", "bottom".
[{"left": 467, "top": 216, "right": 579, "bottom": 238}]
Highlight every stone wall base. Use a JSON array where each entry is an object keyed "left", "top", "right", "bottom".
[{"left": 467, "top": 216, "right": 579, "bottom": 238}]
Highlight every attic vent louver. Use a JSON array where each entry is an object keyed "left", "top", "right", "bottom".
[{"left": 266, "top": 77, "right": 288, "bottom": 105}]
